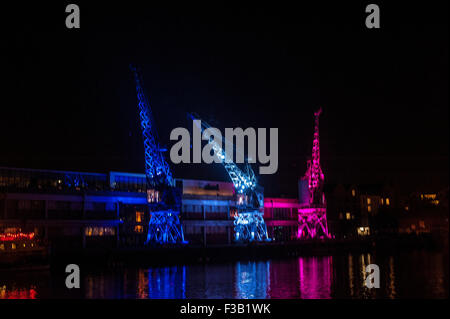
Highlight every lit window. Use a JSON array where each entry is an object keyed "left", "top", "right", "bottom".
[
  {"left": 352, "top": 189, "right": 356, "bottom": 197},
  {"left": 386, "top": 198, "right": 390, "bottom": 206},
  {"left": 346, "top": 212, "right": 351, "bottom": 220},
  {"left": 381, "top": 198, "right": 384, "bottom": 205},
  {"left": 367, "top": 198, "right": 371, "bottom": 204},
  {"left": 357, "top": 226, "right": 370, "bottom": 236},
  {"left": 11, "top": 243, "right": 16, "bottom": 250},
  {"left": 0, "top": 244, "right": 4, "bottom": 250},
  {"left": 368, "top": 206, "right": 372, "bottom": 212},
  {"left": 136, "top": 211, "right": 144, "bottom": 223},
  {"left": 419, "top": 220, "right": 425, "bottom": 228},
  {"left": 86, "top": 227, "right": 115, "bottom": 236},
  {"left": 405, "top": 206, "right": 409, "bottom": 211},
  {"left": 135, "top": 225, "right": 143, "bottom": 233},
  {"left": 85, "top": 227, "right": 93, "bottom": 236},
  {"left": 147, "top": 189, "right": 160, "bottom": 203}
]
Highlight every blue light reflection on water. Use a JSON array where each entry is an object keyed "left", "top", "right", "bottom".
[
  {"left": 235, "top": 261, "right": 271, "bottom": 299},
  {"left": 147, "top": 266, "right": 186, "bottom": 299}
]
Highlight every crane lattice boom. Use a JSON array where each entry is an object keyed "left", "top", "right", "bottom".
[
  {"left": 130, "top": 64, "right": 185, "bottom": 244},
  {"left": 130, "top": 64, "right": 174, "bottom": 187},
  {"left": 189, "top": 114, "right": 257, "bottom": 194}
]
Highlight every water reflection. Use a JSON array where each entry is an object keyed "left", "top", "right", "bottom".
[
  {"left": 84, "top": 266, "right": 187, "bottom": 299},
  {"left": 0, "top": 271, "right": 49, "bottom": 299},
  {"left": 344, "top": 253, "right": 398, "bottom": 299},
  {"left": 235, "top": 261, "right": 270, "bottom": 299},
  {"left": 268, "top": 259, "right": 300, "bottom": 298},
  {"left": 298, "top": 256, "right": 332, "bottom": 299},
  {"left": 387, "top": 256, "right": 396, "bottom": 299},
  {"left": 359, "top": 253, "right": 377, "bottom": 298},
  {"left": 1, "top": 251, "right": 448, "bottom": 299},
  {"left": 0, "top": 285, "right": 37, "bottom": 299},
  {"left": 147, "top": 266, "right": 186, "bottom": 299},
  {"left": 348, "top": 254, "right": 354, "bottom": 296}
]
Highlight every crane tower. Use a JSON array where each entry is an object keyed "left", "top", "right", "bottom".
[
  {"left": 297, "top": 108, "right": 330, "bottom": 239},
  {"left": 130, "top": 65, "right": 185, "bottom": 244},
  {"left": 188, "top": 113, "right": 269, "bottom": 242}
]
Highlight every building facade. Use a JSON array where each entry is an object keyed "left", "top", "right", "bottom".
[
  {"left": 0, "top": 167, "right": 267, "bottom": 249},
  {"left": 6, "top": 167, "right": 441, "bottom": 249},
  {"left": 263, "top": 198, "right": 299, "bottom": 241}
]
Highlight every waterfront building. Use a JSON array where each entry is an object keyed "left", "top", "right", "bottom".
[
  {"left": 179, "top": 179, "right": 235, "bottom": 245},
  {"left": 263, "top": 198, "right": 300, "bottom": 241},
  {"left": 3, "top": 166, "right": 443, "bottom": 249},
  {"left": 324, "top": 184, "right": 399, "bottom": 238},
  {"left": 320, "top": 183, "right": 450, "bottom": 238},
  {"left": 0, "top": 167, "right": 134, "bottom": 251},
  {"left": 397, "top": 188, "right": 449, "bottom": 236},
  {"left": 0, "top": 167, "right": 262, "bottom": 249}
]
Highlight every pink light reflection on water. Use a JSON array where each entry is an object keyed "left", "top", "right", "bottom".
[
  {"left": 266, "top": 256, "right": 333, "bottom": 299},
  {"left": 298, "top": 256, "right": 333, "bottom": 299}
]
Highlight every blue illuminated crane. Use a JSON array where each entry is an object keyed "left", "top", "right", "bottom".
[
  {"left": 188, "top": 113, "right": 269, "bottom": 242},
  {"left": 130, "top": 65, "right": 173, "bottom": 187},
  {"left": 130, "top": 64, "right": 185, "bottom": 244}
]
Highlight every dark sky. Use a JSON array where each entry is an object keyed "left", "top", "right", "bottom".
[{"left": 1, "top": 2, "right": 448, "bottom": 197}]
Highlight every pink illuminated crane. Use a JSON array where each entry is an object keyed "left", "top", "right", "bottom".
[
  {"left": 308, "top": 107, "right": 325, "bottom": 204},
  {"left": 297, "top": 108, "right": 330, "bottom": 239}
]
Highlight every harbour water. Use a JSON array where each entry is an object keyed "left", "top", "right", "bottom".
[{"left": 0, "top": 250, "right": 447, "bottom": 299}]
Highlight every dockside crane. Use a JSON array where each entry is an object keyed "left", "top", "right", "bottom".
[
  {"left": 188, "top": 113, "right": 269, "bottom": 242},
  {"left": 297, "top": 108, "right": 330, "bottom": 239},
  {"left": 130, "top": 64, "right": 186, "bottom": 244},
  {"left": 307, "top": 107, "right": 325, "bottom": 205}
]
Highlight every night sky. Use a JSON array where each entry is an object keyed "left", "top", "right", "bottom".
[{"left": 1, "top": 2, "right": 448, "bottom": 197}]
